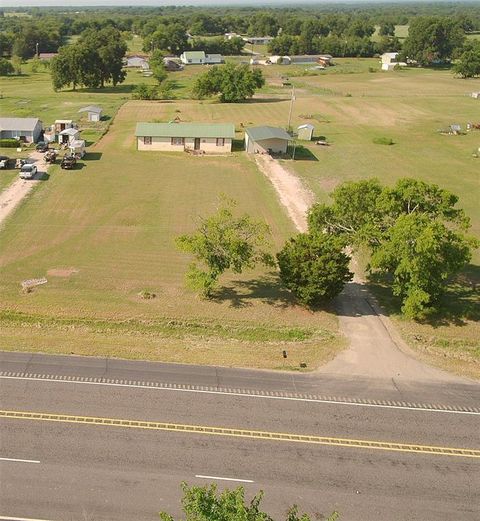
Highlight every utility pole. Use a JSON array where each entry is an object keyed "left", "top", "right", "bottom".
[{"left": 287, "top": 85, "right": 295, "bottom": 132}]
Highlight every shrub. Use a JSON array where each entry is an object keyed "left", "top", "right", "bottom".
[
  {"left": 373, "top": 137, "right": 394, "bottom": 145},
  {"left": 0, "top": 138, "right": 21, "bottom": 148}
]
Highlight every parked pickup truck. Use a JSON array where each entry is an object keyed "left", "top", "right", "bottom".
[{"left": 19, "top": 163, "right": 38, "bottom": 179}]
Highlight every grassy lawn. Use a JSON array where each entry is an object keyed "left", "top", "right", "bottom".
[
  {"left": 0, "top": 99, "right": 342, "bottom": 370},
  {"left": 0, "top": 53, "right": 478, "bottom": 376}
]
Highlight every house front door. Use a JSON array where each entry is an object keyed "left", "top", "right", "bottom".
[{"left": 194, "top": 138, "right": 200, "bottom": 150}]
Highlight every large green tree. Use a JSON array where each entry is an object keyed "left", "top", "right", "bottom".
[
  {"left": 370, "top": 214, "right": 475, "bottom": 318},
  {"left": 402, "top": 16, "right": 465, "bottom": 65},
  {"left": 51, "top": 26, "right": 126, "bottom": 90},
  {"left": 308, "top": 178, "right": 477, "bottom": 318},
  {"left": 193, "top": 63, "right": 265, "bottom": 103},
  {"left": 454, "top": 40, "right": 480, "bottom": 78},
  {"left": 176, "top": 199, "right": 274, "bottom": 298},
  {"left": 159, "top": 483, "right": 339, "bottom": 521},
  {"left": 277, "top": 233, "right": 352, "bottom": 307}
]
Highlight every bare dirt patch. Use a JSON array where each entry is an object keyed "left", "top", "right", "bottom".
[{"left": 47, "top": 268, "right": 79, "bottom": 278}]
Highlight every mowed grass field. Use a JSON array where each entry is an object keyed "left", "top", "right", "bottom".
[
  {"left": 0, "top": 54, "right": 479, "bottom": 375},
  {"left": 0, "top": 99, "right": 342, "bottom": 370}
]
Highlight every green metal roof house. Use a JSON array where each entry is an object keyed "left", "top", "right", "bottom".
[
  {"left": 135, "top": 122, "right": 235, "bottom": 154},
  {"left": 245, "top": 126, "right": 292, "bottom": 154}
]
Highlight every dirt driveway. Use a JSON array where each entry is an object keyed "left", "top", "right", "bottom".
[
  {"left": 255, "top": 154, "right": 466, "bottom": 384},
  {"left": 0, "top": 151, "right": 48, "bottom": 228}
]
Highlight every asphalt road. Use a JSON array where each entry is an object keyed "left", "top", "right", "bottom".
[{"left": 0, "top": 352, "right": 479, "bottom": 521}]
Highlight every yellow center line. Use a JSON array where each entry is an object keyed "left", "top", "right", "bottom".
[{"left": 1, "top": 410, "right": 479, "bottom": 459}]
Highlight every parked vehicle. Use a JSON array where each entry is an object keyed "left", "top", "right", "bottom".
[
  {"left": 44, "top": 149, "right": 57, "bottom": 164},
  {"left": 19, "top": 163, "right": 38, "bottom": 179},
  {"left": 15, "top": 158, "right": 29, "bottom": 168},
  {"left": 0, "top": 156, "right": 9, "bottom": 169},
  {"left": 35, "top": 142, "right": 49, "bottom": 153},
  {"left": 60, "top": 155, "right": 76, "bottom": 170}
]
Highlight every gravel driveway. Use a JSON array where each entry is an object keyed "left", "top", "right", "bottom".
[{"left": 0, "top": 151, "right": 48, "bottom": 228}]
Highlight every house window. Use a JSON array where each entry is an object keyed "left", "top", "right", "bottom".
[
  {"left": 143, "top": 136, "right": 152, "bottom": 145},
  {"left": 171, "top": 137, "right": 185, "bottom": 146},
  {"left": 216, "top": 138, "right": 225, "bottom": 147}
]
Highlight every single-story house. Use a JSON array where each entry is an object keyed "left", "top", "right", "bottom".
[
  {"left": 79, "top": 105, "right": 103, "bottom": 122},
  {"left": 381, "top": 52, "right": 407, "bottom": 71},
  {"left": 243, "top": 36, "right": 274, "bottom": 46},
  {"left": 163, "top": 58, "right": 184, "bottom": 71},
  {"left": 180, "top": 51, "right": 224, "bottom": 65},
  {"left": 0, "top": 117, "right": 43, "bottom": 143},
  {"left": 245, "top": 126, "right": 293, "bottom": 154},
  {"left": 297, "top": 123, "right": 315, "bottom": 141},
  {"left": 135, "top": 122, "right": 235, "bottom": 153},
  {"left": 125, "top": 55, "right": 150, "bottom": 69},
  {"left": 38, "top": 52, "right": 58, "bottom": 61},
  {"left": 225, "top": 32, "right": 239, "bottom": 40},
  {"left": 59, "top": 127, "right": 80, "bottom": 144}
]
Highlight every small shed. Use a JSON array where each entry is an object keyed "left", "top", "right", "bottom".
[
  {"left": 59, "top": 127, "right": 80, "bottom": 144},
  {"left": 54, "top": 119, "right": 74, "bottom": 133},
  {"left": 125, "top": 56, "right": 149, "bottom": 69},
  {"left": 297, "top": 124, "right": 315, "bottom": 141},
  {"left": 472, "top": 92, "right": 480, "bottom": 99},
  {"left": 245, "top": 126, "right": 293, "bottom": 155},
  {"left": 69, "top": 139, "right": 86, "bottom": 158},
  {"left": 79, "top": 105, "right": 103, "bottom": 122}
]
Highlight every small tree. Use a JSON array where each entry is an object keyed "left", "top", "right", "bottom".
[
  {"left": 11, "top": 55, "right": 22, "bottom": 75},
  {"left": 176, "top": 199, "right": 274, "bottom": 297},
  {"left": 150, "top": 49, "right": 168, "bottom": 84},
  {"left": 277, "top": 233, "right": 353, "bottom": 307},
  {"left": 193, "top": 63, "right": 265, "bottom": 103},
  {"left": 159, "top": 483, "right": 339, "bottom": 521},
  {"left": 0, "top": 58, "right": 14, "bottom": 76},
  {"left": 132, "top": 83, "right": 158, "bottom": 100}
]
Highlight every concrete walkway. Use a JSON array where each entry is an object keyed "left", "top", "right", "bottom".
[
  {"left": 0, "top": 151, "right": 47, "bottom": 228},
  {"left": 255, "top": 154, "right": 467, "bottom": 384}
]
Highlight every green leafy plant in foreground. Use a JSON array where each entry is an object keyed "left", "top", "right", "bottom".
[{"left": 159, "top": 483, "right": 340, "bottom": 521}]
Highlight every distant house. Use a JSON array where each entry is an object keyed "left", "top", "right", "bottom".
[
  {"left": 163, "top": 58, "right": 184, "bottom": 71},
  {"left": 135, "top": 122, "right": 235, "bottom": 153},
  {"left": 59, "top": 127, "right": 80, "bottom": 145},
  {"left": 38, "top": 52, "right": 58, "bottom": 61},
  {"left": 180, "top": 51, "right": 224, "bottom": 65},
  {"left": 245, "top": 126, "right": 292, "bottom": 154},
  {"left": 243, "top": 36, "right": 274, "bottom": 46},
  {"left": 0, "top": 117, "right": 43, "bottom": 143},
  {"left": 381, "top": 52, "right": 406, "bottom": 71},
  {"left": 225, "top": 32, "right": 239, "bottom": 40},
  {"left": 79, "top": 105, "right": 103, "bottom": 122},
  {"left": 472, "top": 92, "right": 480, "bottom": 99},
  {"left": 267, "top": 55, "right": 291, "bottom": 65},
  {"left": 125, "top": 55, "right": 150, "bottom": 69},
  {"left": 297, "top": 124, "right": 315, "bottom": 141}
]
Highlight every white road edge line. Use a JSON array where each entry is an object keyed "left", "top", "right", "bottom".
[
  {"left": 0, "top": 375, "right": 478, "bottom": 416},
  {"left": 0, "top": 457, "right": 40, "bottom": 464},
  {"left": 195, "top": 475, "right": 254, "bottom": 483},
  {"left": 0, "top": 516, "right": 49, "bottom": 521}
]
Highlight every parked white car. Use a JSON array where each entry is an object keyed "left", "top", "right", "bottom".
[{"left": 19, "top": 163, "right": 38, "bottom": 179}]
